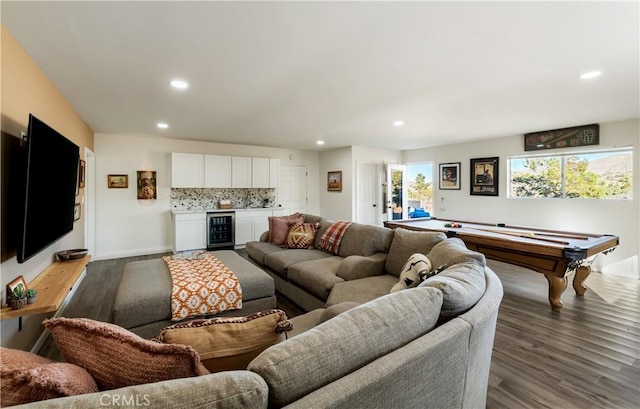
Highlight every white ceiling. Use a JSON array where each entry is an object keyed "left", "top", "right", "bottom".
[{"left": 2, "top": 1, "right": 638, "bottom": 151}]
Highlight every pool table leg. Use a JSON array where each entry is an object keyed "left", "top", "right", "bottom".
[
  {"left": 572, "top": 265, "right": 591, "bottom": 296},
  {"left": 545, "top": 274, "right": 567, "bottom": 312}
]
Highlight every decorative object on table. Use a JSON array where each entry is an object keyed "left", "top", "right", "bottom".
[
  {"left": 74, "top": 203, "right": 81, "bottom": 221},
  {"left": 6, "top": 276, "right": 28, "bottom": 301},
  {"left": 137, "top": 170, "right": 157, "bottom": 199},
  {"left": 9, "top": 283, "right": 27, "bottom": 310},
  {"left": 524, "top": 123, "right": 599, "bottom": 151},
  {"left": 107, "top": 174, "right": 128, "bottom": 188},
  {"left": 470, "top": 157, "right": 499, "bottom": 196},
  {"left": 439, "top": 162, "right": 461, "bottom": 190},
  {"left": 26, "top": 289, "right": 37, "bottom": 304},
  {"left": 327, "top": 171, "right": 342, "bottom": 192},
  {"left": 78, "top": 159, "right": 86, "bottom": 188},
  {"left": 55, "top": 249, "right": 88, "bottom": 262}
]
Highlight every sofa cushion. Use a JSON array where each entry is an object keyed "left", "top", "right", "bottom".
[
  {"left": 246, "top": 241, "right": 287, "bottom": 265},
  {"left": 156, "top": 310, "right": 291, "bottom": 373},
  {"left": 0, "top": 347, "right": 98, "bottom": 407},
  {"left": 264, "top": 249, "right": 331, "bottom": 279},
  {"left": 385, "top": 228, "right": 447, "bottom": 277},
  {"left": 288, "top": 257, "right": 345, "bottom": 301},
  {"left": 248, "top": 286, "right": 443, "bottom": 407},
  {"left": 419, "top": 261, "right": 487, "bottom": 319},
  {"left": 337, "top": 223, "right": 395, "bottom": 257},
  {"left": 319, "top": 302, "right": 361, "bottom": 323},
  {"left": 268, "top": 213, "right": 304, "bottom": 245},
  {"left": 427, "top": 237, "right": 486, "bottom": 270},
  {"left": 325, "top": 275, "right": 398, "bottom": 307},
  {"left": 43, "top": 317, "right": 209, "bottom": 390},
  {"left": 284, "top": 222, "right": 320, "bottom": 249}
]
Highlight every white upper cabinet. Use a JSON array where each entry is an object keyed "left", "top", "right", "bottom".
[
  {"left": 232, "top": 156, "right": 252, "bottom": 188},
  {"left": 252, "top": 157, "right": 270, "bottom": 188},
  {"left": 204, "top": 155, "right": 232, "bottom": 188},
  {"left": 269, "top": 158, "right": 280, "bottom": 188},
  {"left": 171, "top": 153, "right": 204, "bottom": 188}
]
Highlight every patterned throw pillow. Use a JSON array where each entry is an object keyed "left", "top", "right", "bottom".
[
  {"left": 43, "top": 317, "right": 209, "bottom": 390},
  {"left": 268, "top": 213, "right": 302, "bottom": 243},
  {"left": 283, "top": 222, "right": 320, "bottom": 249}
]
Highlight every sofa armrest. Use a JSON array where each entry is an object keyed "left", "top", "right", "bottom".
[
  {"left": 259, "top": 231, "right": 269, "bottom": 242},
  {"left": 337, "top": 253, "right": 387, "bottom": 281}
]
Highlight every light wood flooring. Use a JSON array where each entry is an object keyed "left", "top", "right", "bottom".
[{"left": 38, "top": 253, "right": 639, "bottom": 409}]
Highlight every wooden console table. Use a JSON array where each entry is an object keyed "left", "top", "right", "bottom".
[{"left": 0, "top": 255, "right": 91, "bottom": 329}]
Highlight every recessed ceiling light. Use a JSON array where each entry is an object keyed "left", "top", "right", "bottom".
[
  {"left": 157, "top": 122, "right": 169, "bottom": 129},
  {"left": 170, "top": 79, "right": 189, "bottom": 89},
  {"left": 578, "top": 71, "right": 602, "bottom": 80},
  {"left": 316, "top": 140, "right": 325, "bottom": 145},
  {"left": 393, "top": 120, "right": 404, "bottom": 127}
]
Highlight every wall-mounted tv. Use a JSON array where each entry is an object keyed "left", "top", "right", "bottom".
[{"left": 17, "top": 114, "right": 79, "bottom": 263}]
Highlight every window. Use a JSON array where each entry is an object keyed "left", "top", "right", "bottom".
[
  {"left": 407, "top": 163, "right": 434, "bottom": 214},
  {"left": 508, "top": 148, "right": 633, "bottom": 199}
]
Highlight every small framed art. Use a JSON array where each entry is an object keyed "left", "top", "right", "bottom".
[
  {"left": 439, "top": 162, "right": 461, "bottom": 190},
  {"left": 137, "top": 170, "right": 157, "bottom": 199},
  {"left": 6, "top": 276, "right": 28, "bottom": 299},
  {"left": 328, "top": 171, "right": 342, "bottom": 192},
  {"left": 470, "top": 157, "right": 499, "bottom": 196},
  {"left": 108, "top": 174, "right": 128, "bottom": 188}
]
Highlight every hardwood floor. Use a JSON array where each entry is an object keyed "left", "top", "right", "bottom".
[{"left": 38, "top": 254, "right": 639, "bottom": 408}]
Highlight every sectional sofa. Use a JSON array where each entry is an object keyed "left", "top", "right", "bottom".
[{"left": 9, "top": 215, "right": 503, "bottom": 408}]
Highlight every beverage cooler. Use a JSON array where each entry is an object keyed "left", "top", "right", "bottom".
[{"left": 206, "top": 212, "right": 235, "bottom": 250}]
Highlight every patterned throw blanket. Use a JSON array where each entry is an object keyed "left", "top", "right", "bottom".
[
  {"left": 318, "top": 221, "right": 353, "bottom": 255},
  {"left": 162, "top": 254, "right": 242, "bottom": 321}
]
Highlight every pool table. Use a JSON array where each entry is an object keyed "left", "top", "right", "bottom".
[{"left": 384, "top": 218, "right": 619, "bottom": 312}]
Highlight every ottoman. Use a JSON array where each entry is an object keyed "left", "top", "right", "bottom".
[{"left": 113, "top": 250, "right": 277, "bottom": 339}]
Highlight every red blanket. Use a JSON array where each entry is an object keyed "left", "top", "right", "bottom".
[
  {"left": 163, "top": 254, "right": 242, "bottom": 321},
  {"left": 318, "top": 221, "right": 353, "bottom": 255}
]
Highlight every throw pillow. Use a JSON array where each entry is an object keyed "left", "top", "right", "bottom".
[
  {"left": 268, "top": 213, "right": 302, "bottom": 243},
  {"left": 283, "top": 222, "right": 320, "bottom": 249},
  {"left": 269, "top": 214, "right": 304, "bottom": 245},
  {"left": 155, "top": 309, "right": 292, "bottom": 373},
  {"left": 385, "top": 228, "right": 447, "bottom": 277},
  {"left": 0, "top": 347, "right": 98, "bottom": 407},
  {"left": 43, "top": 317, "right": 209, "bottom": 390}
]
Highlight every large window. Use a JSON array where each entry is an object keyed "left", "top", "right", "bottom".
[
  {"left": 407, "top": 163, "right": 434, "bottom": 214},
  {"left": 508, "top": 148, "right": 633, "bottom": 199}
]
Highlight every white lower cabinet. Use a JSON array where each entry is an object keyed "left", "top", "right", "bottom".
[
  {"left": 173, "top": 212, "right": 206, "bottom": 252},
  {"left": 234, "top": 208, "right": 289, "bottom": 247}
]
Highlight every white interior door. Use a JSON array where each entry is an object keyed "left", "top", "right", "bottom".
[
  {"left": 387, "top": 164, "right": 408, "bottom": 221},
  {"left": 356, "top": 162, "right": 378, "bottom": 225},
  {"left": 279, "top": 165, "right": 307, "bottom": 214}
]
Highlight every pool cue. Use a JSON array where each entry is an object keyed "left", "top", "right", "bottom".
[
  {"left": 462, "top": 227, "right": 571, "bottom": 245},
  {"left": 492, "top": 227, "right": 590, "bottom": 241}
]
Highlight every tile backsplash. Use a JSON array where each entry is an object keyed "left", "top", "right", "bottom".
[{"left": 171, "top": 188, "right": 276, "bottom": 210}]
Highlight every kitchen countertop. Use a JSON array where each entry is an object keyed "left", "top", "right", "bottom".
[{"left": 171, "top": 207, "right": 279, "bottom": 214}]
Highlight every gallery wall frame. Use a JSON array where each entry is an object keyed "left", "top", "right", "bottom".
[
  {"left": 439, "top": 162, "right": 461, "bottom": 190},
  {"left": 327, "top": 171, "right": 342, "bottom": 192},
  {"left": 6, "top": 276, "right": 28, "bottom": 299},
  {"left": 470, "top": 157, "right": 499, "bottom": 196},
  {"left": 137, "top": 170, "right": 157, "bottom": 200},
  {"left": 108, "top": 174, "right": 128, "bottom": 188}
]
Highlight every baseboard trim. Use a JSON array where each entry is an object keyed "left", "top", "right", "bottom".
[
  {"left": 31, "top": 268, "right": 87, "bottom": 354},
  {"left": 93, "top": 248, "right": 172, "bottom": 261}
]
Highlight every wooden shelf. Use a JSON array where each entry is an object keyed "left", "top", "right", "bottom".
[{"left": 0, "top": 255, "right": 91, "bottom": 321}]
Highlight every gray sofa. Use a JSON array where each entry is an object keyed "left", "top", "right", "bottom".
[
  {"left": 18, "top": 266, "right": 503, "bottom": 409},
  {"left": 16, "top": 215, "right": 503, "bottom": 408}
]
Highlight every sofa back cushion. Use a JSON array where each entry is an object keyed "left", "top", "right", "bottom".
[
  {"left": 385, "top": 228, "right": 447, "bottom": 277},
  {"left": 247, "top": 286, "right": 443, "bottom": 407},
  {"left": 337, "top": 223, "right": 395, "bottom": 257},
  {"left": 420, "top": 238, "right": 487, "bottom": 319}
]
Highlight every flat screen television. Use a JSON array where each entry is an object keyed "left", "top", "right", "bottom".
[{"left": 17, "top": 114, "right": 79, "bottom": 263}]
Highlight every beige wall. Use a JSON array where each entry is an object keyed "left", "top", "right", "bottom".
[{"left": 1, "top": 25, "right": 95, "bottom": 350}]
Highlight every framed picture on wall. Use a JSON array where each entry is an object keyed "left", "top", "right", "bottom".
[
  {"left": 327, "top": 171, "right": 342, "bottom": 191},
  {"left": 470, "top": 157, "right": 499, "bottom": 196},
  {"left": 137, "top": 170, "right": 157, "bottom": 199},
  {"left": 108, "top": 174, "right": 128, "bottom": 188},
  {"left": 439, "top": 162, "right": 461, "bottom": 190}
]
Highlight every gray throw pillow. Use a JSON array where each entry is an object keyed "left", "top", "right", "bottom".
[{"left": 385, "top": 228, "right": 446, "bottom": 277}]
